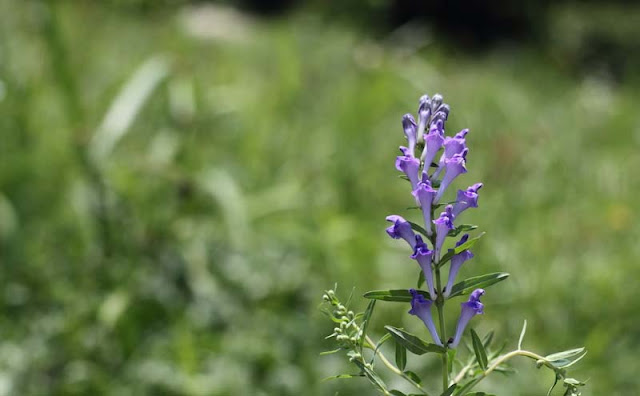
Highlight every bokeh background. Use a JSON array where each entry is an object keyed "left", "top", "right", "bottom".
[{"left": 1, "top": 0, "right": 640, "bottom": 395}]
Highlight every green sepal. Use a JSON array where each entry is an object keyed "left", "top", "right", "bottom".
[
  {"left": 384, "top": 326, "right": 446, "bottom": 355},
  {"left": 364, "top": 289, "right": 431, "bottom": 303},
  {"left": 447, "top": 273, "right": 509, "bottom": 299},
  {"left": 470, "top": 328, "right": 488, "bottom": 370},
  {"left": 544, "top": 347, "right": 587, "bottom": 368}
]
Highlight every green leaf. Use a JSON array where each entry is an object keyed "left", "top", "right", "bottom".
[
  {"left": 448, "top": 224, "right": 478, "bottom": 237},
  {"left": 439, "top": 384, "right": 457, "bottom": 396},
  {"left": 563, "top": 378, "right": 586, "bottom": 387},
  {"left": 320, "top": 348, "right": 342, "bottom": 355},
  {"left": 321, "top": 373, "right": 358, "bottom": 381},
  {"left": 353, "top": 360, "right": 387, "bottom": 393},
  {"left": 447, "top": 273, "right": 509, "bottom": 299},
  {"left": 404, "top": 370, "right": 422, "bottom": 385},
  {"left": 464, "top": 393, "right": 496, "bottom": 396},
  {"left": 482, "top": 330, "right": 494, "bottom": 349},
  {"left": 409, "top": 221, "right": 430, "bottom": 237},
  {"left": 454, "top": 378, "right": 481, "bottom": 396},
  {"left": 390, "top": 391, "right": 408, "bottom": 396},
  {"left": 372, "top": 333, "right": 392, "bottom": 363},
  {"left": 518, "top": 319, "right": 527, "bottom": 350},
  {"left": 384, "top": 326, "right": 446, "bottom": 355},
  {"left": 447, "top": 348, "right": 457, "bottom": 375},
  {"left": 359, "top": 299, "right": 377, "bottom": 349},
  {"left": 545, "top": 347, "right": 587, "bottom": 368},
  {"left": 364, "top": 289, "right": 431, "bottom": 303},
  {"left": 395, "top": 342, "right": 407, "bottom": 371},
  {"left": 470, "top": 329, "right": 488, "bottom": 370},
  {"left": 439, "top": 232, "right": 485, "bottom": 267}
]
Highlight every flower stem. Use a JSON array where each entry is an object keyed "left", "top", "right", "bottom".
[
  {"left": 365, "top": 335, "right": 430, "bottom": 395},
  {"left": 431, "top": 215, "right": 449, "bottom": 393}
]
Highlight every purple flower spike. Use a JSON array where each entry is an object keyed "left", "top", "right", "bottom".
[
  {"left": 452, "top": 183, "right": 483, "bottom": 218},
  {"left": 434, "top": 149, "right": 468, "bottom": 204},
  {"left": 420, "top": 122, "right": 445, "bottom": 168},
  {"left": 451, "top": 289, "right": 485, "bottom": 348},
  {"left": 408, "top": 289, "right": 442, "bottom": 346},
  {"left": 411, "top": 235, "right": 436, "bottom": 300},
  {"left": 395, "top": 148, "right": 421, "bottom": 191},
  {"left": 443, "top": 234, "right": 474, "bottom": 297},
  {"left": 386, "top": 215, "right": 417, "bottom": 250},
  {"left": 412, "top": 174, "right": 436, "bottom": 236},
  {"left": 402, "top": 114, "right": 418, "bottom": 155},
  {"left": 417, "top": 95, "right": 431, "bottom": 143},
  {"left": 433, "top": 205, "right": 455, "bottom": 260}
]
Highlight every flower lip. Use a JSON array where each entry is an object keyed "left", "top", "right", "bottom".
[{"left": 385, "top": 215, "right": 417, "bottom": 249}]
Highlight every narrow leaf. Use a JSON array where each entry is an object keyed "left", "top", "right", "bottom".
[
  {"left": 409, "top": 221, "right": 430, "bottom": 237},
  {"left": 440, "top": 384, "right": 457, "bottom": 396},
  {"left": 395, "top": 342, "right": 407, "bottom": 371},
  {"left": 364, "top": 289, "right": 431, "bottom": 303},
  {"left": 471, "top": 329, "right": 488, "bottom": 370},
  {"left": 447, "top": 273, "right": 509, "bottom": 299},
  {"left": 454, "top": 378, "right": 481, "bottom": 396},
  {"left": 448, "top": 224, "right": 478, "bottom": 237},
  {"left": 321, "top": 373, "right": 359, "bottom": 381},
  {"left": 482, "top": 330, "right": 494, "bottom": 349},
  {"left": 385, "top": 326, "right": 446, "bottom": 355},
  {"left": 404, "top": 370, "right": 422, "bottom": 385},
  {"left": 320, "top": 348, "right": 342, "bottom": 356},
  {"left": 545, "top": 347, "right": 585, "bottom": 362},
  {"left": 390, "top": 391, "right": 408, "bottom": 396},
  {"left": 518, "top": 320, "right": 527, "bottom": 350},
  {"left": 353, "top": 360, "right": 387, "bottom": 393},
  {"left": 359, "top": 299, "right": 377, "bottom": 349},
  {"left": 439, "top": 232, "right": 485, "bottom": 266}
]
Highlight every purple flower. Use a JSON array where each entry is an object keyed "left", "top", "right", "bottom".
[
  {"left": 450, "top": 289, "right": 485, "bottom": 348},
  {"left": 420, "top": 121, "right": 445, "bottom": 168},
  {"left": 443, "top": 234, "right": 474, "bottom": 297},
  {"left": 408, "top": 289, "right": 442, "bottom": 346},
  {"left": 430, "top": 104, "right": 450, "bottom": 128},
  {"left": 395, "top": 147, "right": 421, "bottom": 191},
  {"left": 452, "top": 183, "right": 483, "bottom": 218},
  {"left": 412, "top": 173, "right": 436, "bottom": 236},
  {"left": 444, "top": 129, "right": 469, "bottom": 159},
  {"left": 434, "top": 148, "right": 468, "bottom": 204},
  {"left": 417, "top": 95, "right": 431, "bottom": 143},
  {"left": 411, "top": 235, "right": 436, "bottom": 300},
  {"left": 430, "top": 93, "right": 443, "bottom": 114},
  {"left": 402, "top": 114, "right": 418, "bottom": 155},
  {"left": 386, "top": 215, "right": 417, "bottom": 250},
  {"left": 433, "top": 205, "right": 455, "bottom": 260}
]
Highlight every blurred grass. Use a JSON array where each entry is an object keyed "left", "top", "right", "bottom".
[{"left": 1, "top": 1, "right": 639, "bottom": 395}]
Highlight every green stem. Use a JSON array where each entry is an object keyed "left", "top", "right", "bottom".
[
  {"left": 461, "top": 349, "right": 553, "bottom": 392},
  {"left": 365, "top": 335, "right": 430, "bottom": 395},
  {"left": 430, "top": 211, "right": 449, "bottom": 393}
]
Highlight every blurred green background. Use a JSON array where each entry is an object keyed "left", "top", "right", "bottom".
[{"left": 1, "top": 0, "right": 640, "bottom": 395}]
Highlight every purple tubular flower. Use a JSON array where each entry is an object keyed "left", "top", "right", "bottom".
[
  {"left": 444, "top": 129, "right": 469, "bottom": 159},
  {"left": 417, "top": 95, "right": 431, "bottom": 143},
  {"left": 408, "top": 289, "right": 442, "bottom": 346},
  {"left": 402, "top": 114, "right": 418, "bottom": 155},
  {"left": 411, "top": 235, "right": 436, "bottom": 300},
  {"left": 434, "top": 148, "right": 468, "bottom": 204},
  {"left": 443, "top": 234, "right": 474, "bottom": 297},
  {"left": 433, "top": 205, "right": 455, "bottom": 260},
  {"left": 420, "top": 121, "right": 445, "bottom": 168},
  {"left": 452, "top": 183, "right": 483, "bottom": 218},
  {"left": 451, "top": 289, "right": 485, "bottom": 348},
  {"left": 386, "top": 215, "right": 417, "bottom": 250},
  {"left": 395, "top": 147, "right": 421, "bottom": 191},
  {"left": 412, "top": 173, "right": 436, "bottom": 236}
]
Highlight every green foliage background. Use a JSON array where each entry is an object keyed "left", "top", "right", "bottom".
[{"left": 1, "top": 1, "right": 639, "bottom": 395}]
